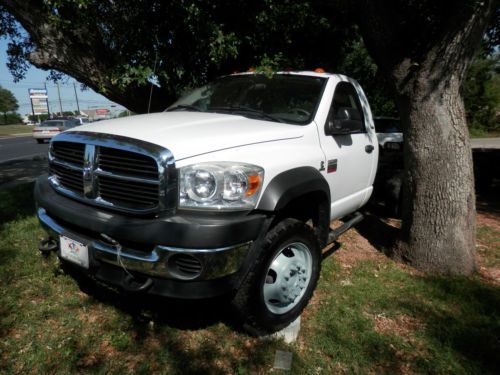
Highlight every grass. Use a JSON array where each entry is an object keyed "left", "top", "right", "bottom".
[
  {"left": 0, "top": 124, "right": 33, "bottom": 136},
  {"left": 477, "top": 226, "right": 500, "bottom": 268},
  {"left": 469, "top": 127, "right": 500, "bottom": 138},
  {"left": 1, "top": 183, "right": 499, "bottom": 374}
]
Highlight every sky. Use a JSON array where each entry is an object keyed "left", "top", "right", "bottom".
[{"left": 0, "top": 38, "right": 126, "bottom": 117}]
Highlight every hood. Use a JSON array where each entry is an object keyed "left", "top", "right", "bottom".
[{"left": 71, "top": 112, "right": 304, "bottom": 160}]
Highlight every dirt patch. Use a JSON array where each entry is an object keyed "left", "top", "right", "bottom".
[
  {"left": 477, "top": 211, "right": 500, "bottom": 232},
  {"left": 332, "top": 228, "right": 388, "bottom": 267},
  {"left": 370, "top": 313, "right": 423, "bottom": 336}
]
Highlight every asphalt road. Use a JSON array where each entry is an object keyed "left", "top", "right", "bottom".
[
  {"left": 0, "top": 135, "right": 49, "bottom": 163},
  {"left": 470, "top": 138, "right": 500, "bottom": 149}
]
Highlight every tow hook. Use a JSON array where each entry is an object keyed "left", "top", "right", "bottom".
[
  {"left": 38, "top": 237, "right": 58, "bottom": 256},
  {"left": 122, "top": 274, "right": 153, "bottom": 293}
]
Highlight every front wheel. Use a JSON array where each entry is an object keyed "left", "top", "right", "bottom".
[{"left": 232, "top": 218, "right": 321, "bottom": 335}]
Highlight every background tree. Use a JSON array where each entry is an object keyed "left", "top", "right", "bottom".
[
  {"left": 0, "top": 85, "right": 19, "bottom": 124},
  {"left": 0, "top": 0, "right": 354, "bottom": 113},
  {"left": 463, "top": 48, "right": 500, "bottom": 135},
  {"left": 348, "top": 0, "right": 497, "bottom": 274}
]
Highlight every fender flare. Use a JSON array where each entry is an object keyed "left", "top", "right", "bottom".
[{"left": 257, "top": 166, "right": 330, "bottom": 212}]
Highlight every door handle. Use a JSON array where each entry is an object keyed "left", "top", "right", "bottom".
[{"left": 365, "top": 145, "right": 374, "bottom": 153}]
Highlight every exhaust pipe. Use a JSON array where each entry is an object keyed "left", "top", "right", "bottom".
[{"left": 38, "top": 237, "right": 58, "bottom": 256}]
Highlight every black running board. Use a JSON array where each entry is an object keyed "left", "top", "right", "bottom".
[{"left": 326, "top": 212, "right": 364, "bottom": 245}]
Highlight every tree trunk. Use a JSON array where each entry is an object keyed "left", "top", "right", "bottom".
[
  {"left": 356, "top": 0, "right": 495, "bottom": 275},
  {"left": 395, "top": 74, "right": 476, "bottom": 274}
]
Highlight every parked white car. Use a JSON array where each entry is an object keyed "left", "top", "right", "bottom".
[
  {"left": 32, "top": 119, "right": 80, "bottom": 143},
  {"left": 374, "top": 116, "right": 403, "bottom": 151}
]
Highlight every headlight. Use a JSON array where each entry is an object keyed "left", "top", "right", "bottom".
[{"left": 179, "top": 162, "right": 264, "bottom": 210}]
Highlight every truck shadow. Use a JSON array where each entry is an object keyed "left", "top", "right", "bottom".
[{"left": 63, "top": 263, "right": 237, "bottom": 331}]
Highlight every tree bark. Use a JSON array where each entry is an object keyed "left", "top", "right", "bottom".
[
  {"left": 395, "top": 74, "right": 476, "bottom": 274},
  {"left": 356, "top": 0, "right": 495, "bottom": 275}
]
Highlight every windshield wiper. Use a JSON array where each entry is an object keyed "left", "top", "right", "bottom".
[
  {"left": 208, "top": 106, "right": 284, "bottom": 123},
  {"left": 166, "top": 104, "right": 202, "bottom": 112}
]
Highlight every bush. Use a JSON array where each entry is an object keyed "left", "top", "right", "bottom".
[{"left": 0, "top": 113, "right": 22, "bottom": 125}]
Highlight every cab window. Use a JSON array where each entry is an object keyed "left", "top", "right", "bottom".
[{"left": 329, "top": 82, "right": 365, "bottom": 133}]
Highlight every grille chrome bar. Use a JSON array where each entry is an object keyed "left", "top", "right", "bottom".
[
  {"left": 94, "top": 169, "right": 159, "bottom": 185},
  {"left": 48, "top": 132, "right": 177, "bottom": 215}
]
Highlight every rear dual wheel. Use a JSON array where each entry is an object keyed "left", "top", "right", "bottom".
[{"left": 233, "top": 218, "right": 321, "bottom": 335}]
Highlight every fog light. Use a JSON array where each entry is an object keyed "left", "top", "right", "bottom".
[{"left": 167, "top": 254, "right": 203, "bottom": 280}]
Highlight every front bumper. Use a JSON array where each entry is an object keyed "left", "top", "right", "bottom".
[{"left": 35, "top": 176, "right": 267, "bottom": 298}]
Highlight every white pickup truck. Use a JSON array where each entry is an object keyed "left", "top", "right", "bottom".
[{"left": 35, "top": 71, "right": 378, "bottom": 334}]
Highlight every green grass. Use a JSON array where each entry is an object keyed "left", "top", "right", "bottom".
[
  {"left": 0, "top": 124, "right": 32, "bottom": 136},
  {"left": 1, "top": 183, "right": 499, "bottom": 374},
  {"left": 477, "top": 226, "right": 500, "bottom": 268},
  {"left": 469, "top": 127, "right": 500, "bottom": 138}
]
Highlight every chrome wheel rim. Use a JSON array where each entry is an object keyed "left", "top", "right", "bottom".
[{"left": 263, "top": 242, "right": 313, "bottom": 314}]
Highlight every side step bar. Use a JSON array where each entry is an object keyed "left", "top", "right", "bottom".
[{"left": 326, "top": 212, "right": 364, "bottom": 245}]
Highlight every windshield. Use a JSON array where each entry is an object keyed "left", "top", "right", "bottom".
[{"left": 167, "top": 74, "right": 327, "bottom": 125}]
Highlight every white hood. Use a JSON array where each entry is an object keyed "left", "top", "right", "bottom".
[{"left": 72, "top": 112, "right": 303, "bottom": 160}]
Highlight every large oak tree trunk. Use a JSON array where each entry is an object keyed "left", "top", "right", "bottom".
[
  {"left": 395, "top": 74, "right": 476, "bottom": 274},
  {"left": 356, "top": 0, "right": 495, "bottom": 275}
]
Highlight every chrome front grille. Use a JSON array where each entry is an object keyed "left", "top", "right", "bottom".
[
  {"left": 98, "top": 147, "right": 158, "bottom": 179},
  {"left": 50, "top": 163, "right": 84, "bottom": 194},
  {"left": 48, "top": 132, "right": 176, "bottom": 214},
  {"left": 51, "top": 142, "right": 85, "bottom": 166},
  {"left": 98, "top": 175, "right": 159, "bottom": 207}
]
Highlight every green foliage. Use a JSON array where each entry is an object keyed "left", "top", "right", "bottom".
[
  {"left": 0, "top": 112, "right": 22, "bottom": 125},
  {"left": 464, "top": 51, "right": 500, "bottom": 133},
  {"left": 336, "top": 36, "right": 397, "bottom": 116},
  {"left": 0, "top": 0, "right": 357, "bottom": 111},
  {"left": 0, "top": 85, "right": 19, "bottom": 124},
  {"left": 0, "top": 0, "right": 496, "bottom": 118}
]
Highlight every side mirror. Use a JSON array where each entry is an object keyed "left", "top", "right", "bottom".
[{"left": 326, "top": 107, "right": 364, "bottom": 135}]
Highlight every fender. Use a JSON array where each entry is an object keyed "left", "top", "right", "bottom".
[{"left": 257, "top": 166, "right": 330, "bottom": 212}]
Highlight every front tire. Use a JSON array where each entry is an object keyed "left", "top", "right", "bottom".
[
  {"left": 232, "top": 218, "right": 321, "bottom": 335},
  {"left": 36, "top": 139, "right": 44, "bottom": 144}
]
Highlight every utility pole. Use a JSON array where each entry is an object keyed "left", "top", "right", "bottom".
[
  {"left": 57, "top": 82, "right": 63, "bottom": 116},
  {"left": 73, "top": 82, "right": 81, "bottom": 115},
  {"left": 28, "top": 89, "right": 35, "bottom": 120},
  {"left": 44, "top": 82, "right": 51, "bottom": 118}
]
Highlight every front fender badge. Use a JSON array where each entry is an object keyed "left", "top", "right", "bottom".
[{"left": 327, "top": 159, "right": 337, "bottom": 173}]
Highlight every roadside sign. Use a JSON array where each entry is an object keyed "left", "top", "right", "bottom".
[{"left": 29, "top": 88, "right": 49, "bottom": 115}]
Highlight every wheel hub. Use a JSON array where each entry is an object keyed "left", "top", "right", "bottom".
[{"left": 263, "top": 242, "right": 313, "bottom": 314}]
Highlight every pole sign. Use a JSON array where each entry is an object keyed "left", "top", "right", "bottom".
[{"left": 29, "top": 88, "right": 49, "bottom": 115}]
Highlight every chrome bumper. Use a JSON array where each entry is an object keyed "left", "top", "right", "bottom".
[{"left": 37, "top": 208, "right": 252, "bottom": 281}]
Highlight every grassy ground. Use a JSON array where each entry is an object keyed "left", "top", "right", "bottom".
[
  {"left": 0, "top": 183, "right": 498, "bottom": 374},
  {"left": 469, "top": 127, "right": 500, "bottom": 138},
  {"left": 0, "top": 124, "right": 32, "bottom": 136}
]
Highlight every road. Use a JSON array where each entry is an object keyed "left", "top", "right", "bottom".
[
  {"left": 0, "top": 135, "right": 49, "bottom": 163},
  {"left": 471, "top": 138, "right": 500, "bottom": 149}
]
